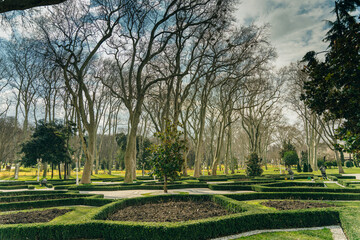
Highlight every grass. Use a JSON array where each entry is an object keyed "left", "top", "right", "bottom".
[
  {"left": 1, "top": 165, "right": 360, "bottom": 181},
  {"left": 235, "top": 228, "right": 333, "bottom": 240},
  {"left": 324, "top": 183, "right": 343, "bottom": 188}
]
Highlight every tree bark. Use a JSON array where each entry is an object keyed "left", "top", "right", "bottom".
[
  {"left": 42, "top": 162, "right": 47, "bottom": 178},
  {"left": 164, "top": 175, "right": 168, "bottom": 193}
]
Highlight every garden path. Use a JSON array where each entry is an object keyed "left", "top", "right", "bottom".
[{"left": 79, "top": 188, "right": 253, "bottom": 199}]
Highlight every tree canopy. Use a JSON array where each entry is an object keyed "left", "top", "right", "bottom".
[
  {"left": 301, "top": 0, "right": 360, "bottom": 153},
  {"left": 20, "top": 120, "right": 76, "bottom": 167}
]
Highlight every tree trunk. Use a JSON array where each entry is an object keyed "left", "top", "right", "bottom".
[
  {"left": 164, "top": 175, "right": 168, "bottom": 193},
  {"left": 194, "top": 105, "right": 206, "bottom": 177},
  {"left": 80, "top": 128, "right": 96, "bottom": 184},
  {"left": 58, "top": 163, "right": 62, "bottom": 179},
  {"left": 335, "top": 150, "right": 345, "bottom": 174},
  {"left": 51, "top": 163, "right": 53, "bottom": 179},
  {"left": 14, "top": 163, "right": 20, "bottom": 179},
  {"left": 124, "top": 112, "right": 140, "bottom": 183},
  {"left": 42, "top": 163, "right": 47, "bottom": 178},
  {"left": 212, "top": 120, "right": 226, "bottom": 175}
]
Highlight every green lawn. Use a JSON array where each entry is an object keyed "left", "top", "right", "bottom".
[{"left": 235, "top": 229, "right": 333, "bottom": 240}]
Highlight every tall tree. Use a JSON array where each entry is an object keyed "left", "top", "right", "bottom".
[
  {"left": 38, "top": 0, "right": 125, "bottom": 183},
  {"left": 302, "top": 0, "right": 360, "bottom": 153},
  {"left": 103, "top": 0, "right": 234, "bottom": 183}
]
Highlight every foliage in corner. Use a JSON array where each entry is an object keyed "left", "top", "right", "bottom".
[
  {"left": 246, "top": 152, "right": 263, "bottom": 177},
  {"left": 148, "top": 121, "right": 187, "bottom": 193}
]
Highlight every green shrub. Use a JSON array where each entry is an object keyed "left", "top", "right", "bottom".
[
  {"left": 0, "top": 208, "right": 339, "bottom": 240},
  {"left": 54, "top": 185, "right": 68, "bottom": 190},
  {"left": 283, "top": 151, "right": 299, "bottom": 167},
  {"left": 297, "top": 163, "right": 302, "bottom": 172},
  {"left": 308, "top": 164, "right": 313, "bottom": 172},
  {"left": 227, "top": 192, "right": 360, "bottom": 201},
  {"left": 27, "top": 185, "right": 35, "bottom": 190},
  {"left": 303, "top": 163, "right": 308, "bottom": 172},
  {"left": 345, "top": 160, "right": 354, "bottom": 168},
  {"left": 46, "top": 184, "right": 53, "bottom": 188},
  {"left": 0, "top": 185, "right": 29, "bottom": 190},
  {"left": 246, "top": 153, "right": 263, "bottom": 177}
]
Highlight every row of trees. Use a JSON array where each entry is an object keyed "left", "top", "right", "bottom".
[{"left": 0, "top": 0, "right": 358, "bottom": 181}]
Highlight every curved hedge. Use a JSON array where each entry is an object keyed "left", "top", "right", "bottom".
[{"left": 0, "top": 193, "right": 341, "bottom": 240}]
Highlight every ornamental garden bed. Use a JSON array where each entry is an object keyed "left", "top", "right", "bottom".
[
  {"left": 0, "top": 209, "right": 71, "bottom": 224},
  {"left": 261, "top": 200, "right": 335, "bottom": 210},
  {"left": 107, "top": 200, "right": 229, "bottom": 222}
]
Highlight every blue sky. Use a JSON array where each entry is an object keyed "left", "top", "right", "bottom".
[{"left": 234, "top": 0, "right": 335, "bottom": 68}]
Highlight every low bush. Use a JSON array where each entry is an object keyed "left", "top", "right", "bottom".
[
  {"left": 27, "top": 185, "right": 35, "bottom": 190},
  {"left": 227, "top": 192, "right": 360, "bottom": 201},
  {"left": 0, "top": 191, "right": 71, "bottom": 197},
  {"left": 67, "top": 182, "right": 209, "bottom": 191},
  {"left": 0, "top": 185, "right": 29, "bottom": 190},
  {"left": 345, "top": 161, "right": 354, "bottom": 168},
  {"left": 208, "top": 184, "right": 253, "bottom": 191},
  {"left": 260, "top": 182, "right": 324, "bottom": 188},
  {"left": 252, "top": 185, "right": 360, "bottom": 193}
]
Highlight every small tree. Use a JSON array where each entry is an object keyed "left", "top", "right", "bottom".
[
  {"left": 148, "top": 121, "right": 187, "bottom": 193},
  {"left": 297, "top": 163, "right": 302, "bottom": 173},
  {"left": 20, "top": 120, "right": 76, "bottom": 179},
  {"left": 246, "top": 153, "right": 263, "bottom": 177},
  {"left": 303, "top": 163, "right": 308, "bottom": 172},
  {"left": 308, "top": 164, "right": 313, "bottom": 172},
  {"left": 283, "top": 151, "right": 299, "bottom": 167}
]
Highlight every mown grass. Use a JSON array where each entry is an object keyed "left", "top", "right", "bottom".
[
  {"left": 1, "top": 165, "right": 360, "bottom": 181},
  {"left": 235, "top": 228, "right": 333, "bottom": 240}
]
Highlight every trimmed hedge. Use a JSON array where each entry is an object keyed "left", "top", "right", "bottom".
[
  {"left": 0, "top": 193, "right": 95, "bottom": 203},
  {"left": 332, "top": 175, "right": 356, "bottom": 179},
  {"left": 0, "top": 181, "right": 37, "bottom": 186},
  {"left": 0, "top": 190, "right": 70, "bottom": 197},
  {"left": 0, "top": 197, "right": 113, "bottom": 211},
  {"left": 66, "top": 183, "right": 209, "bottom": 191},
  {"left": 227, "top": 192, "right": 360, "bottom": 201},
  {"left": 0, "top": 208, "right": 339, "bottom": 240},
  {"left": 252, "top": 185, "right": 360, "bottom": 193},
  {"left": 0, "top": 185, "right": 29, "bottom": 190},
  {"left": 259, "top": 182, "right": 325, "bottom": 188},
  {"left": 209, "top": 184, "right": 253, "bottom": 191}
]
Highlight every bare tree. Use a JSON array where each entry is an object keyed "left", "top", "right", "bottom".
[
  {"left": 102, "top": 0, "right": 233, "bottom": 183},
  {"left": 3, "top": 37, "right": 41, "bottom": 136},
  {"left": 37, "top": 0, "right": 126, "bottom": 183}
]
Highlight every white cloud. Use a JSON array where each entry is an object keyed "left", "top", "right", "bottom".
[{"left": 234, "top": 0, "right": 335, "bottom": 68}]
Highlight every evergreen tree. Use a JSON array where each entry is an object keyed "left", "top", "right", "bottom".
[
  {"left": 246, "top": 153, "right": 263, "bottom": 177},
  {"left": 148, "top": 121, "right": 187, "bottom": 193},
  {"left": 20, "top": 120, "right": 76, "bottom": 179},
  {"left": 297, "top": 163, "right": 302, "bottom": 173},
  {"left": 303, "top": 163, "right": 308, "bottom": 172},
  {"left": 302, "top": 0, "right": 360, "bottom": 153}
]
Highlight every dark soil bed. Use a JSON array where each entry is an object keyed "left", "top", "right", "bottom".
[
  {"left": 0, "top": 209, "right": 71, "bottom": 224},
  {"left": 108, "top": 200, "right": 229, "bottom": 222},
  {"left": 261, "top": 200, "right": 335, "bottom": 210}
]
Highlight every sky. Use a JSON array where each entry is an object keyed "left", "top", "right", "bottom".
[{"left": 234, "top": 0, "right": 335, "bottom": 68}]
